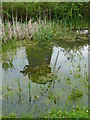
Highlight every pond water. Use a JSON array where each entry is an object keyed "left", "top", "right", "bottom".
[{"left": 2, "top": 40, "right": 88, "bottom": 117}]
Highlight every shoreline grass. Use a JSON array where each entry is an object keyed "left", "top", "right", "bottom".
[
  {"left": 2, "top": 18, "right": 88, "bottom": 45},
  {"left": 1, "top": 107, "right": 88, "bottom": 118}
]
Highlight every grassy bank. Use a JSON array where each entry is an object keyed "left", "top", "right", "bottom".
[
  {"left": 1, "top": 107, "right": 88, "bottom": 118},
  {"left": 2, "top": 35, "right": 88, "bottom": 54},
  {"left": 2, "top": 19, "right": 88, "bottom": 45}
]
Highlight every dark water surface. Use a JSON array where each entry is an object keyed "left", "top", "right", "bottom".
[{"left": 2, "top": 40, "right": 88, "bottom": 117}]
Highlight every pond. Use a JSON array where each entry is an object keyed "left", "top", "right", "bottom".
[{"left": 2, "top": 40, "right": 88, "bottom": 117}]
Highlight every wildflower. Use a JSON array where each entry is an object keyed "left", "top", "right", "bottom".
[{"left": 86, "top": 110, "right": 88, "bottom": 113}]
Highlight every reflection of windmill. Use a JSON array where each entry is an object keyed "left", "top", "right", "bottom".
[
  {"left": 50, "top": 46, "right": 61, "bottom": 73},
  {"left": 20, "top": 45, "right": 52, "bottom": 84},
  {"left": 53, "top": 49, "right": 60, "bottom": 73},
  {"left": 44, "top": 47, "right": 62, "bottom": 94}
]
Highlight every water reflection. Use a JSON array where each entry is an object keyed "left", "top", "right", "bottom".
[
  {"left": 2, "top": 41, "right": 88, "bottom": 117},
  {"left": 20, "top": 45, "right": 52, "bottom": 84},
  {"left": 50, "top": 45, "right": 88, "bottom": 74}
]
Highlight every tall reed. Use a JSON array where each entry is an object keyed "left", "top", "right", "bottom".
[{"left": 2, "top": 10, "right": 76, "bottom": 43}]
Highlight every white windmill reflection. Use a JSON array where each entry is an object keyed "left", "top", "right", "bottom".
[{"left": 50, "top": 46, "right": 67, "bottom": 73}]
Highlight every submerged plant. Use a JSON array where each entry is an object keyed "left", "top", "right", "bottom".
[{"left": 68, "top": 88, "right": 83, "bottom": 101}]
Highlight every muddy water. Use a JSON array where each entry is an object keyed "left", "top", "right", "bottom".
[{"left": 2, "top": 40, "right": 88, "bottom": 117}]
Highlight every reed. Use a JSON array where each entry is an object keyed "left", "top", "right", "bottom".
[
  {"left": 2, "top": 11, "right": 80, "bottom": 44},
  {"left": 17, "top": 79, "right": 21, "bottom": 92}
]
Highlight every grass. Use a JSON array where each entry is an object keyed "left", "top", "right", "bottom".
[
  {"left": 2, "top": 39, "right": 21, "bottom": 53},
  {"left": 17, "top": 79, "right": 21, "bottom": 92},
  {"left": 2, "top": 19, "right": 88, "bottom": 45},
  {"left": 1, "top": 107, "right": 88, "bottom": 118},
  {"left": 47, "top": 107, "right": 88, "bottom": 118},
  {"left": 68, "top": 88, "right": 83, "bottom": 101},
  {"left": 31, "top": 21, "right": 88, "bottom": 42}
]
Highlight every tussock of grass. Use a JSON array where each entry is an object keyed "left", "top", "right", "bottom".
[{"left": 1, "top": 108, "right": 88, "bottom": 118}]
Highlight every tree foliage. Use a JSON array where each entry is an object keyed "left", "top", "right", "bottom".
[{"left": 2, "top": 2, "right": 88, "bottom": 27}]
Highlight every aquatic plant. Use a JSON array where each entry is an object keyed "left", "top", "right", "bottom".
[
  {"left": 68, "top": 88, "right": 83, "bottom": 101},
  {"left": 2, "top": 61, "right": 14, "bottom": 70},
  {"left": 17, "top": 79, "right": 21, "bottom": 92},
  {"left": 7, "top": 85, "right": 12, "bottom": 91},
  {"left": 20, "top": 64, "right": 54, "bottom": 84},
  {"left": 28, "top": 75, "right": 31, "bottom": 104},
  {"left": 47, "top": 107, "right": 88, "bottom": 118},
  {"left": 2, "top": 10, "right": 88, "bottom": 44}
]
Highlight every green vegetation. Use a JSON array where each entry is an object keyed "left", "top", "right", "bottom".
[
  {"left": 68, "top": 88, "right": 83, "bottom": 101},
  {"left": 1, "top": 2, "right": 88, "bottom": 119},
  {"left": 2, "top": 39, "right": 88, "bottom": 118},
  {"left": 2, "top": 18, "right": 88, "bottom": 44},
  {"left": 2, "top": 2, "right": 88, "bottom": 28},
  {"left": 1, "top": 107, "right": 88, "bottom": 118},
  {"left": 2, "top": 2, "right": 88, "bottom": 44},
  {"left": 47, "top": 108, "right": 88, "bottom": 118}
]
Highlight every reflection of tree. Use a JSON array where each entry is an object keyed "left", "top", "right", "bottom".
[
  {"left": 63, "top": 45, "right": 88, "bottom": 62},
  {"left": 21, "top": 45, "right": 52, "bottom": 84},
  {"left": 26, "top": 45, "right": 52, "bottom": 68},
  {"left": 55, "top": 40, "right": 87, "bottom": 51},
  {"left": 52, "top": 43, "right": 87, "bottom": 65}
]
